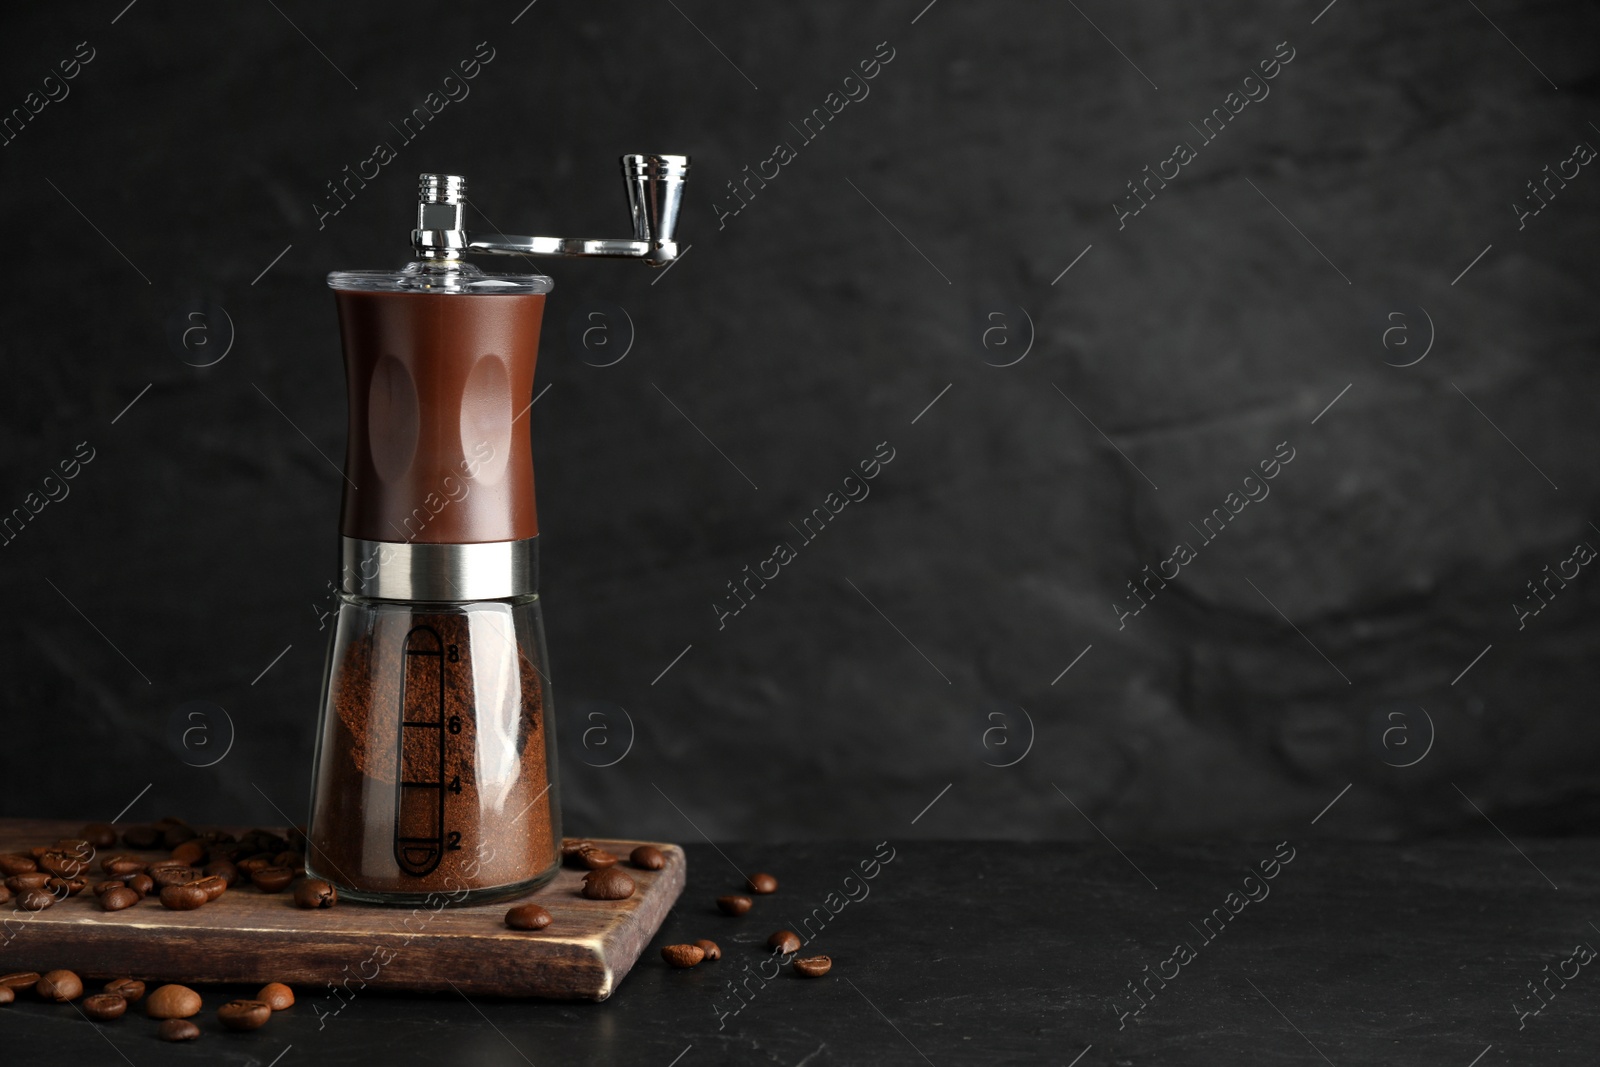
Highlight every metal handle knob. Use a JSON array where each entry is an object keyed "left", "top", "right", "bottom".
[{"left": 622, "top": 154, "right": 689, "bottom": 244}]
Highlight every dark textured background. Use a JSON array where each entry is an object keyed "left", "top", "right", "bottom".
[{"left": 1, "top": 0, "right": 1596, "bottom": 843}]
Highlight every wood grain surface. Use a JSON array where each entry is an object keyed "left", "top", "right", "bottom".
[{"left": 0, "top": 820, "right": 684, "bottom": 1000}]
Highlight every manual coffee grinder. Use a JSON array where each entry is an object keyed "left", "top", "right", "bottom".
[{"left": 305, "top": 155, "right": 690, "bottom": 904}]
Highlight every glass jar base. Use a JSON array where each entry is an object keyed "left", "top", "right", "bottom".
[{"left": 307, "top": 862, "right": 560, "bottom": 907}]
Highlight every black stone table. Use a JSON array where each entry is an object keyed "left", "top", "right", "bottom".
[{"left": 3, "top": 839, "right": 1594, "bottom": 1065}]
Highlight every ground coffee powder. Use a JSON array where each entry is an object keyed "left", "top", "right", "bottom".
[{"left": 308, "top": 604, "right": 558, "bottom": 900}]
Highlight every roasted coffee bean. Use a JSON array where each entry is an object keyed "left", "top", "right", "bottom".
[
  {"left": 746, "top": 872, "right": 778, "bottom": 895},
  {"left": 767, "top": 930, "right": 802, "bottom": 954},
  {"left": 17, "top": 888, "right": 55, "bottom": 911},
  {"left": 195, "top": 876, "right": 228, "bottom": 902},
  {"left": 630, "top": 845, "right": 666, "bottom": 870},
  {"left": 0, "top": 885, "right": 10, "bottom": 906},
  {"left": 28, "top": 846, "right": 49, "bottom": 859},
  {"left": 94, "top": 878, "right": 127, "bottom": 896},
  {"left": 0, "top": 854, "right": 37, "bottom": 876},
  {"left": 580, "top": 868, "right": 635, "bottom": 901},
  {"left": 159, "top": 1018, "right": 200, "bottom": 1041},
  {"left": 46, "top": 876, "right": 87, "bottom": 897},
  {"left": 576, "top": 847, "right": 619, "bottom": 871},
  {"left": 237, "top": 855, "right": 273, "bottom": 877},
  {"left": 7, "top": 873, "right": 50, "bottom": 892},
  {"left": 53, "top": 839, "right": 94, "bottom": 862},
  {"left": 37, "top": 970, "right": 83, "bottom": 1002},
  {"left": 234, "top": 852, "right": 268, "bottom": 869},
  {"left": 661, "top": 944, "right": 705, "bottom": 968},
  {"left": 0, "top": 972, "right": 41, "bottom": 990},
  {"left": 716, "top": 894, "right": 753, "bottom": 916},
  {"left": 122, "top": 826, "right": 160, "bottom": 850},
  {"left": 273, "top": 850, "right": 305, "bottom": 871},
  {"left": 149, "top": 864, "right": 199, "bottom": 889},
  {"left": 101, "top": 886, "right": 140, "bottom": 911},
  {"left": 203, "top": 860, "right": 239, "bottom": 886},
  {"left": 38, "top": 851, "right": 88, "bottom": 878},
  {"left": 169, "top": 840, "right": 207, "bottom": 867},
  {"left": 161, "top": 821, "right": 198, "bottom": 849},
  {"left": 0, "top": 987, "right": 12, "bottom": 1005},
  {"left": 80, "top": 823, "right": 119, "bottom": 850},
  {"left": 218, "top": 999, "right": 272, "bottom": 1031},
  {"left": 294, "top": 878, "right": 337, "bottom": 909},
  {"left": 160, "top": 883, "right": 208, "bottom": 911},
  {"left": 126, "top": 873, "right": 154, "bottom": 897},
  {"left": 105, "top": 978, "right": 145, "bottom": 1002},
  {"left": 251, "top": 867, "right": 295, "bottom": 893},
  {"left": 561, "top": 841, "right": 605, "bottom": 867},
  {"left": 694, "top": 939, "right": 722, "bottom": 961},
  {"left": 101, "top": 855, "right": 146, "bottom": 877},
  {"left": 82, "top": 992, "right": 127, "bottom": 1020},
  {"left": 505, "top": 903, "right": 553, "bottom": 930},
  {"left": 257, "top": 983, "right": 294, "bottom": 1011},
  {"left": 146, "top": 983, "right": 202, "bottom": 1019},
  {"left": 792, "top": 955, "right": 832, "bottom": 978}
]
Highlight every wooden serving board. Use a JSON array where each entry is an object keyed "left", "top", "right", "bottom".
[{"left": 0, "top": 819, "right": 684, "bottom": 1001}]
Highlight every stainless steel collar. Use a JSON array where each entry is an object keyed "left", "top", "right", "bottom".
[{"left": 340, "top": 537, "right": 538, "bottom": 601}]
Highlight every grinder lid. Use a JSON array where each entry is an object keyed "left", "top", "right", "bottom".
[{"left": 328, "top": 259, "right": 552, "bottom": 295}]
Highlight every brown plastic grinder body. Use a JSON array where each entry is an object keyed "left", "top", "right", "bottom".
[{"left": 334, "top": 290, "right": 546, "bottom": 544}]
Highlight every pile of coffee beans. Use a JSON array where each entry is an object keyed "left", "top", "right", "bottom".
[
  {"left": 7, "top": 827, "right": 801, "bottom": 1015},
  {"left": 0, "top": 971, "right": 295, "bottom": 1042},
  {"left": 1, "top": 818, "right": 339, "bottom": 917},
  {"left": 0, "top": 819, "right": 326, "bottom": 1041}
]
